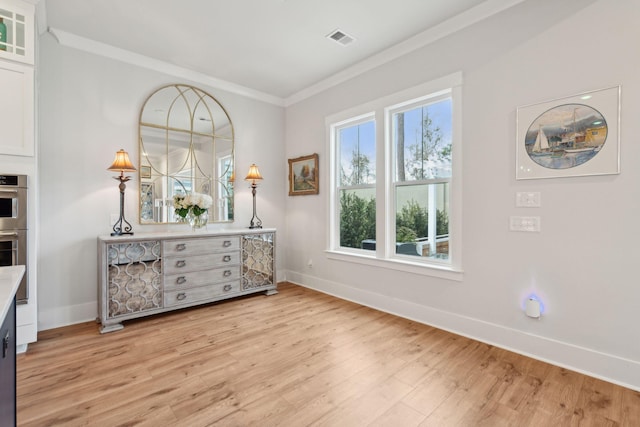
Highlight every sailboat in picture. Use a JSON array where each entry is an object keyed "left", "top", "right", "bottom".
[{"left": 529, "top": 125, "right": 552, "bottom": 157}]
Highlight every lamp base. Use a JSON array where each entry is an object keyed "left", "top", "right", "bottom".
[
  {"left": 111, "top": 230, "right": 134, "bottom": 236},
  {"left": 248, "top": 183, "right": 262, "bottom": 230},
  {"left": 111, "top": 175, "right": 134, "bottom": 236}
]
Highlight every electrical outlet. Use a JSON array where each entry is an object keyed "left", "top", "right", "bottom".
[
  {"left": 307, "top": 259, "right": 313, "bottom": 268},
  {"left": 516, "top": 192, "right": 541, "bottom": 207},
  {"left": 509, "top": 216, "right": 541, "bottom": 232}
]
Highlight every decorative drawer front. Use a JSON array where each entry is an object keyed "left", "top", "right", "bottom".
[
  {"left": 164, "top": 266, "right": 240, "bottom": 291},
  {"left": 164, "top": 282, "right": 240, "bottom": 307},
  {"left": 164, "top": 252, "right": 240, "bottom": 276},
  {"left": 163, "top": 236, "right": 240, "bottom": 257}
]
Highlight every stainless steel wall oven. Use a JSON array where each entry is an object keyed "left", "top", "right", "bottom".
[{"left": 0, "top": 174, "right": 28, "bottom": 303}]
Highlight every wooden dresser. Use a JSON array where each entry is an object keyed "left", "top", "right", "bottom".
[{"left": 97, "top": 229, "right": 276, "bottom": 333}]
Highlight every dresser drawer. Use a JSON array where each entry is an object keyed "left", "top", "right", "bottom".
[
  {"left": 164, "top": 252, "right": 240, "bottom": 275},
  {"left": 164, "top": 282, "right": 240, "bottom": 307},
  {"left": 164, "top": 266, "right": 240, "bottom": 291},
  {"left": 163, "top": 236, "right": 240, "bottom": 257}
]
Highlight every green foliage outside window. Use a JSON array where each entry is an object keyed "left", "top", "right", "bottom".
[
  {"left": 396, "top": 226, "right": 418, "bottom": 243},
  {"left": 396, "top": 200, "right": 449, "bottom": 238},
  {"left": 340, "top": 194, "right": 449, "bottom": 249},
  {"left": 396, "top": 200, "right": 428, "bottom": 239},
  {"left": 339, "top": 192, "right": 376, "bottom": 249}
]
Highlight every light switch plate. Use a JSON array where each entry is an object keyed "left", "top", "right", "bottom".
[
  {"left": 510, "top": 216, "right": 541, "bottom": 232},
  {"left": 516, "top": 191, "right": 541, "bottom": 207}
]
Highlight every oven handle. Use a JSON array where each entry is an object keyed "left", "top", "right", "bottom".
[
  {"left": 0, "top": 232, "right": 19, "bottom": 238},
  {"left": 0, "top": 189, "right": 18, "bottom": 194}
]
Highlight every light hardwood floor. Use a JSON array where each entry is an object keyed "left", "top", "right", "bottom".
[{"left": 17, "top": 282, "right": 640, "bottom": 426}]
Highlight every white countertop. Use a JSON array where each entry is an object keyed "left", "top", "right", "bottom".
[{"left": 0, "top": 265, "right": 25, "bottom": 322}]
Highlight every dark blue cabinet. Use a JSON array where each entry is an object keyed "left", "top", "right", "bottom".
[{"left": 0, "top": 298, "right": 16, "bottom": 427}]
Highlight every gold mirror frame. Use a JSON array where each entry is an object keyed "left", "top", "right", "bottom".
[{"left": 139, "top": 84, "right": 234, "bottom": 224}]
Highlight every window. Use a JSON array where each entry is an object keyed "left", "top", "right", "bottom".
[
  {"left": 390, "top": 93, "right": 452, "bottom": 260},
  {"left": 328, "top": 73, "right": 462, "bottom": 276},
  {"left": 218, "top": 155, "right": 234, "bottom": 220},
  {"left": 335, "top": 117, "right": 376, "bottom": 251}
]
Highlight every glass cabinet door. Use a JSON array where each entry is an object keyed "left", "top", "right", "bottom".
[{"left": 0, "top": 0, "right": 34, "bottom": 65}]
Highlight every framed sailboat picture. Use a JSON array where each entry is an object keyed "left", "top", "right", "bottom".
[{"left": 516, "top": 86, "right": 620, "bottom": 180}]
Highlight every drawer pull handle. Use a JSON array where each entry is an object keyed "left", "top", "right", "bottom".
[
  {"left": 176, "top": 292, "right": 187, "bottom": 301},
  {"left": 223, "top": 255, "right": 231, "bottom": 262},
  {"left": 176, "top": 260, "right": 186, "bottom": 268},
  {"left": 223, "top": 240, "right": 232, "bottom": 247},
  {"left": 223, "top": 270, "right": 232, "bottom": 277},
  {"left": 176, "top": 243, "right": 186, "bottom": 251},
  {"left": 223, "top": 284, "right": 232, "bottom": 292},
  {"left": 176, "top": 276, "right": 187, "bottom": 285}
]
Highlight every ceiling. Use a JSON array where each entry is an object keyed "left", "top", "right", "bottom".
[{"left": 43, "top": 0, "right": 523, "bottom": 104}]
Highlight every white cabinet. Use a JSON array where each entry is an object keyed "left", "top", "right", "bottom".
[
  {"left": 0, "top": 0, "right": 34, "bottom": 157},
  {"left": 0, "top": 60, "right": 33, "bottom": 156},
  {"left": 98, "top": 229, "right": 277, "bottom": 333}
]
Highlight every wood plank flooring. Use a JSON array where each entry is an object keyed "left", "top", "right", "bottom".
[{"left": 17, "top": 282, "right": 640, "bottom": 426}]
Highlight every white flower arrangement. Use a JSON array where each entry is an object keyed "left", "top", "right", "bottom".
[{"left": 174, "top": 192, "right": 213, "bottom": 219}]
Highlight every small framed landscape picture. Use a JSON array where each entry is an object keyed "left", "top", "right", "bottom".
[
  {"left": 140, "top": 165, "right": 152, "bottom": 179},
  {"left": 288, "top": 153, "right": 319, "bottom": 196}
]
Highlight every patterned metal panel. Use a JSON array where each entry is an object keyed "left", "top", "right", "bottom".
[{"left": 106, "top": 241, "right": 162, "bottom": 318}]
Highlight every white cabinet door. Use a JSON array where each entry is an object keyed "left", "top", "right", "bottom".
[{"left": 0, "top": 61, "right": 33, "bottom": 156}]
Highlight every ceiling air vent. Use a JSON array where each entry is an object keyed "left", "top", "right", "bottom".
[{"left": 326, "top": 29, "right": 355, "bottom": 46}]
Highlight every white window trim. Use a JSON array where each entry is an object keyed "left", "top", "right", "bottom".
[
  {"left": 326, "top": 72, "right": 463, "bottom": 281},
  {"left": 328, "top": 112, "right": 376, "bottom": 251},
  {"left": 385, "top": 89, "right": 453, "bottom": 261}
]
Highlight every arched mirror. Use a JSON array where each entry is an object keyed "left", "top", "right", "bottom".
[{"left": 139, "top": 84, "right": 234, "bottom": 224}]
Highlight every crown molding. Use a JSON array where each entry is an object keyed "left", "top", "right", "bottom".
[
  {"left": 47, "top": 27, "right": 286, "bottom": 107},
  {"left": 284, "top": 0, "right": 526, "bottom": 106},
  {"left": 46, "top": 0, "right": 524, "bottom": 109}
]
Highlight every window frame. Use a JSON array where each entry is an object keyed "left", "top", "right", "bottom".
[
  {"left": 329, "top": 112, "right": 376, "bottom": 256},
  {"left": 327, "top": 72, "right": 463, "bottom": 280},
  {"left": 386, "top": 90, "right": 453, "bottom": 267}
]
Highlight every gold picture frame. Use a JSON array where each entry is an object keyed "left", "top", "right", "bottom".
[
  {"left": 140, "top": 165, "right": 152, "bottom": 179},
  {"left": 288, "top": 153, "right": 319, "bottom": 196}
]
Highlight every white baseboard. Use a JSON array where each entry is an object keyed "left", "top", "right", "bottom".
[
  {"left": 38, "top": 301, "right": 97, "bottom": 331},
  {"left": 285, "top": 269, "right": 640, "bottom": 392}
]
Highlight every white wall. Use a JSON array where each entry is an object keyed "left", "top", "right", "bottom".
[
  {"left": 37, "top": 33, "right": 286, "bottom": 329},
  {"left": 284, "top": 0, "right": 640, "bottom": 390}
]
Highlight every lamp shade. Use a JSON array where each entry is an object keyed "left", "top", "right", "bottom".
[
  {"left": 107, "top": 149, "right": 137, "bottom": 173},
  {"left": 245, "top": 164, "right": 263, "bottom": 182}
]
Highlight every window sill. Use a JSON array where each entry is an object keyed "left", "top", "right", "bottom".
[{"left": 325, "top": 250, "right": 463, "bottom": 282}]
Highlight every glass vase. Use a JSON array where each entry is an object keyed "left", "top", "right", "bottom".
[{"left": 188, "top": 211, "right": 208, "bottom": 230}]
